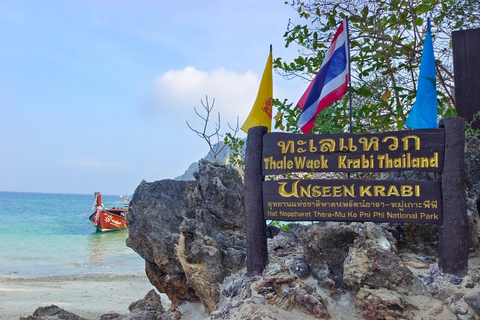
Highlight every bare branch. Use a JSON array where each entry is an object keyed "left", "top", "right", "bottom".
[{"left": 186, "top": 95, "right": 240, "bottom": 162}]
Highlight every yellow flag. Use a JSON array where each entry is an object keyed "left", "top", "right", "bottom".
[{"left": 241, "top": 48, "right": 273, "bottom": 133}]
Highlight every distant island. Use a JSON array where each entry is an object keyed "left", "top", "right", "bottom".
[{"left": 175, "top": 140, "right": 244, "bottom": 181}]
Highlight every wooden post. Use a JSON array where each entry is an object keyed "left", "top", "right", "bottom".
[
  {"left": 244, "top": 126, "right": 268, "bottom": 276},
  {"left": 438, "top": 117, "right": 468, "bottom": 276},
  {"left": 452, "top": 28, "right": 480, "bottom": 130}
]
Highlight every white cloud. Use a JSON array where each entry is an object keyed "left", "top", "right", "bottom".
[{"left": 145, "top": 67, "right": 261, "bottom": 125}]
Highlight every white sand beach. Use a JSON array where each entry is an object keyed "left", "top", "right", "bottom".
[{"left": 0, "top": 273, "right": 170, "bottom": 320}]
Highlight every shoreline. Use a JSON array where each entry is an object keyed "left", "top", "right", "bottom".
[{"left": 0, "top": 273, "right": 170, "bottom": 319}]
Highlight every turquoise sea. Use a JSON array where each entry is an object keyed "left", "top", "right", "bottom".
[{"left": 0, "top": 191, "right": 145, "bottom": 276}]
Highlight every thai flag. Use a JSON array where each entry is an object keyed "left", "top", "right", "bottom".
[{"left": 297, "top": 19, "right": 349, "bottom": 134}]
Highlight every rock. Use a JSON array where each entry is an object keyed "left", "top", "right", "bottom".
[
  {"left": 424, "top": 276, "right": 434, "bottom": 286},
  {"left": 426, "top": 283, "right": 439, "bottom": 295},
  {"left": 293, "top": 283, "right": 330, "bottom": 318},
  {"left": 452, "top": 301, "right": 470, "bottom": 316},
  {"left": 263, "top": 263, "right": 284, "bottom": 277},
  {"left": 221, "top": 271, "right": 252, "bottom": 299},
  {"left": 144, "top": 260, "right": 199, "bottom": 308},
  {"left": 395, "top": 223, "right": 439, "bottom": 255},
  {"left": 303, "top": 223, "right": 358, "bottom": 289},
  {"left": 96, "top": 290, "right": 169, "bottom": 320},
  {"left": 342, "top": 248, "right": 371, "bottom": 289},
  {"left": 100, "top": 314, "right": 122, "bottom": 320},
  {"left": 129, "top": 289, "right": 165, "bottom": 313},
  {"left": 267, "top": 234, "right": 290, "bottom": 252},
  {"left": 401, "top": 254, "right": 430, "bottom": 269},
  {"left": 176, "top": 232, "right": 221, "bottom": 313},
  {"left": 354, "top": 288, "right": 416, "bottom": 320},
  {"left": 287, "top": 257, "right": 311, "bottom": 279},
  {"left": 466, "top": 137, "right": 480, "bottom": 185},
  {"left": 127, "top": 159, "right": 246, "bottom": 314},
  {"left": 20, "top": 305, "right": 87, "bottom": 320},
  {"left": 343, "top": 223, "right": 424, "bottom": 295},
  {"left": 464, "top": 292, "right": 480, "bottom": 316},
  {"left": 213, "top": 253, "right": 334, "bottom": 320},
  {"left": 465, "top": 170, "right": 480, "bottom": 256},
  {"left": 255, "top": 275, "right": 330, "bottom": 318},
  {"left": 267, "top": 226, "right": 306, "bottom": 256},
  {"left": 126, "top": 180, "right": 196, "bottom": 284},
  {"left": 450, "top": 276, "right": 463, "bottom": 285}
]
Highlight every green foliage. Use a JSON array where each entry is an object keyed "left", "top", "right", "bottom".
[
  {"left": 465, "top": 111, "right": 480, "bottom": 137},
  {"left": 224, "top": 133, "right": 245, "bottom": 169},
  {"left": 268, "top": 220, "right": 292, "bottom": 231},
  {"left": 274, "top": 98, "right": 301, "bottom": 133},
  {"left": 274, "top": 0, "right": 480, "bottom": 134}
]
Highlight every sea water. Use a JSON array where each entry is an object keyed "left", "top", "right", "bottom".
[{"left": 0, "top": 191, "right": 145, "bottom": 275}]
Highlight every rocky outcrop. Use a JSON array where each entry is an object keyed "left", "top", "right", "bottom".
[
  {"left": 343, "top": 222, "right": 422, "bottom": 293},
  {"left": 101, "top": 290, "right": 174, "bottom": 320},
  {"left": 209, "top": 222, "right": 479, "bottom": 320},
  {"left": 126, "top": 289, "right": 166, "bottom": 319},
  {"left": 20, "top": 305, "right": 87, "bottom": 320},
  {"left": 122, "top": 149, "right": 480, "bottom": 319},
  {"left": 126, "top": 159, "right": 246, "bottom": 314},
  {"left": 125, "top": 177, "right": 198, "bottom": 306}
]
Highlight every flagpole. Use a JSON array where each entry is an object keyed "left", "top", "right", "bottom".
[
  {"left": 346, "top": 17, "right": 353, "bottom": 180},
  {"left": 346, "top": 16, "right": 353, "bottom": 133}
]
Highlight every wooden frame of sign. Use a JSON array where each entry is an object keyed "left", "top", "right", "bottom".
[{"left": 244, "top": 117, "right": 467, "bottom": 277}]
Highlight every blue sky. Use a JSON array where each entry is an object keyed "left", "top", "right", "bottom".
[{"left": 0, "top": 0, "right": 307, "bottom": 195}]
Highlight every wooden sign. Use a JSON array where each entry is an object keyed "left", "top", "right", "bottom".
[
  {"left": 263, "top": 179, "right": 442, "bottom": 224},
  {"left": 244, "top": 117, "right": 467, "bottom": 277},
  {"left": 263, "top": 130, "right": 444, "bottom": 174}
]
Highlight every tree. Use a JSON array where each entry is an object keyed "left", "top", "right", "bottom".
[{"left": 274, "top": 0, "right": 480, "bottom": 133}]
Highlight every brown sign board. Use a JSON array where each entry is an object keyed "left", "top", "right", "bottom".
[
  {"left": 262, "top": 129, "right": 445, "bottom": 175},
  {"left": 245, "top": 119, "right": 467, "bottom": 277},
  {"left": 263, "top": 179, "right": 443, "bottom": 224}
]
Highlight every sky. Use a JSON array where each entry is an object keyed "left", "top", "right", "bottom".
[{"left": 0, "top": 0, "right": 309, "bottom": 195}]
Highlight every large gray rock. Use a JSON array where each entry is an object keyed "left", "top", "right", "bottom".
[
  {"left": 126, "top": 159, "right": 246, "bottom": 314},
  {"left": 126, "top": 177, "right": 198, "bottom": 307}
]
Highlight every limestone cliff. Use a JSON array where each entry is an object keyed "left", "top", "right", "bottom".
[{"left": 126, "top": 159, "right": 246, "bottom": 314}]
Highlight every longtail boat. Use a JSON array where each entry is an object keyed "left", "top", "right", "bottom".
[{"left": 89, "top": 192, "right": 128, "bottom": 232}]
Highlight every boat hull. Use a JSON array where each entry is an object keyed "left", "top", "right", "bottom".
[{"left": 89, "top": 209, "right": 127, "bottom": 232}]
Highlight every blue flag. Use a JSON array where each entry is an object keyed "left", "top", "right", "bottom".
[{"left": 405, "top": 20, "right": 438, "bottom": 129}]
